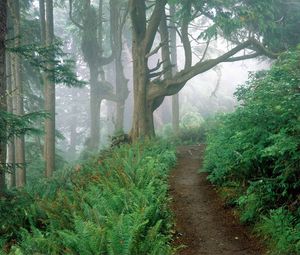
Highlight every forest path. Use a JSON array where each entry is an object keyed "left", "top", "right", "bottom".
[{"left": 169, "top": 145, "right": 264, "bottom": 255}]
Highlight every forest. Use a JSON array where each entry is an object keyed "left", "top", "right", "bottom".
[{"left": 0, "top": 0, "right": 299, "bottom": 254}]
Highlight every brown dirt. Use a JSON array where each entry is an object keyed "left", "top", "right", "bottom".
[{"left": 169, "top": 145, "right": 265, "bottom": 255}]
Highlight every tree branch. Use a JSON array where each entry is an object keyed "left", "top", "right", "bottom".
[
  {"left": 144, "top": 0, "right": 167, "bottom": 53},
  {"left": 224, "top": 52, "right": 261, "bottom": 62},
  {"left": 148, "top": 38, "right": 273, "bottom": 99},
  {"left": 145, "top": 40, "right": 167, "bottom": 58},
  {"left": 149, "top": 64, "right": 173, "bottom": 79},
  {"left": 181, "top": 2, "right": 192, "bottom": 69},
  {"left": 69, "top": 0, "right": 84, "bottom": 30},
  {"left": 149, "top": 59, "right": 165, "bottom": 73},
  {"left": 199, "top": 39, "right": 211, "bottom": 63}
]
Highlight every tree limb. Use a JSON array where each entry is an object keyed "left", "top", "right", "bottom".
[
  {"left": 145, "top": 40, "right": 167, "bottom": 58},
  {"left": 69, "top": 0, "right": 84, "bottom": 30},
  {"left": 224, "top": 52, "right": 261, "bottom": 62},
  {"left": 150, "top": 64, "right": 173, "bottom": 79},
  {"left": 181, "top": 4, "right": 192, "bottom": 69},
  {"left": 199, "top": 39, "right": 211, "bottom": 63},
  {"left": 149, "top": 59, "right": 165, "bottom": 73},
  {"left": 148, "top": 38, "right": 274, "bottom": 99},
  {"left": 144, "top": 0, "right": 167, "bottom": 54}
]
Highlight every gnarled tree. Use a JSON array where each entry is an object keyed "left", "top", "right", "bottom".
[
  {"left": 69, "top": 0, "right": 129, "bottom": 149},
  {"left": 128, "top": 0, "right": 294, "bottom": 140}
]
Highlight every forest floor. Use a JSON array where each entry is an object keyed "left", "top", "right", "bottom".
[{"left": 169, "top": 145, "right": 265, "bottom": 255}]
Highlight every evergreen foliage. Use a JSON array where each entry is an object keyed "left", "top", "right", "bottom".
[
  {"left": 0, "top": 140, "right": 176, "bottom": 254},
  {"left": 203, "top": 46, "right": 300, "bottom": 254},
  {"left": 9, "top": 42, "right": 86, "bottom": 87}
]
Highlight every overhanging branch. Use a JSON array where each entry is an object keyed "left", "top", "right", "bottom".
[
  {"left": 148, "top": 38, "right": 277, "bottom": 100},
  {"left": 224, "top": 52, "right": 261, "bottom": 62}
]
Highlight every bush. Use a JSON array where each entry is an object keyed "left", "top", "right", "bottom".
[
  {"left": 203, "top": 46, "right": 300, "bottom": 254},
  {"left": 257, "top": 208, "right": 300, "bottom": 255},
  {"left": 1, "top": 140, "right": 176, "bottom": 254}
]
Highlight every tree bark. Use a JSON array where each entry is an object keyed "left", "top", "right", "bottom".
[
  {"left": 110, "top": 0, "right": 129, "bottom": 133},
  {"left": 44, "top": 0, "right": 55, "bottom": 177},
  {"left": 89, "top": 64, "right": 101, "bottom": 150},
  {"left": 0, "top": 0, "right": 7, "bottom": 194},
  {"left": 131, "top": 36, "right": 155, "bottom": 138},
  {"left": 12, "top": 0, "right": 26, "bottom": 187},
  {"left": 6, "top": 52, "right": 16, "bottom": 187},
  {"left": 170, "top": 4, "right": 179, "bottom": 134},
  {"left": 68, "top": 90, "right": 77, "bottom": 159},
  {"left": 129, "top": 0, "right": 166, "bottom": 140},
  {"left": 129, "top": 1, "right": 269, "bottom": 140}
]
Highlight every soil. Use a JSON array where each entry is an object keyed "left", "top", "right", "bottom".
[{"left": 169, "top": 145, "right": 265, "bottom": 255}]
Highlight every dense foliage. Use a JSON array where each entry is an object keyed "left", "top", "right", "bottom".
[
  {"left": 204, "top": 47, "right": 300, "bottom": 254},
  {"left": 0, "top": 140, "right": 176, "bottom": 254}
]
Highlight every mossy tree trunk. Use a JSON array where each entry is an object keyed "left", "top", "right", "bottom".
[
  {"left": 11, "top": 0, "right": 26, "bottom": 186},
  {"left": 0, "top": 0, "right": 7, "bottom": 194}
]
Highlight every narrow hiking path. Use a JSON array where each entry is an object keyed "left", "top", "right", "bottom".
[{"left": 170, "top": 145, "right": 264, "bottom": 255}]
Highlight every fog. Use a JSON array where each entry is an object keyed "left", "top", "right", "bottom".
[{"left": 44, "top": 2, "right": 272, "bottom": 159}]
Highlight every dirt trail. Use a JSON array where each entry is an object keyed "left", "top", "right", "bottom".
[{"left": 170, "top": 145, "right": 264, "bottom": 255}]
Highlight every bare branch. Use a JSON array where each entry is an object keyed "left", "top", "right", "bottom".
[
  {"left": 211, "top": 68, "right": 222, "bottom": 97},
  {"left": 148, "top": 38, "right": 275, "bottom": 100},
  {"left": 69, "top": 0, "right": 84, "bottom": 30},
  {"left": 146, "top": 40, "right": 167, "bottom": 58},
  {"left": 144, "top": 0, "right": 167, "bottom": 53},
  {"left": 149, "top": 64, "right": 173, "bottom": 79},
  {"left": 224, "top": 52, "right": 261, "bottom": 62},
  {"left": 181, "top": 2, "right": 192, "bottom": 69},
  {"left": 199, "top": 39, "right": 211, "bottom": 63},
  {"left": 149, "top": 59, "right": 165, "bottom": 73}
]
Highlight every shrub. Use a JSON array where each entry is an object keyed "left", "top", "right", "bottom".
[
  {"left": 1, "top": 140, "right": 176, "bottom": 254},
  {"left": 257, "top": 208, "right": 300, "bottom": 255},
  {"left": 203, "top": 46, "right": 300, "bottom": 254}
]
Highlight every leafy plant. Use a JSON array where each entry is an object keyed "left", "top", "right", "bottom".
[
  {"left": 1, "top": 140, "right": 176, "bottom": 254},
  {"left": 203, "top": 46, "right": 300, "bottom": 254}
]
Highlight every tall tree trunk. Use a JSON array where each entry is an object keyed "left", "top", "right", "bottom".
[
  {"left": 13, "top": 0, "right": 26, "bottom": 187},
  {"left": 129, "top": 0, "right": 166, "bottom": 140},
  {"left": 44, "top": 0, "right": 55, "bottom": 177},
  {"left": 172, "top": 94, "right": 179, "bottom": 133},
  {"left": 87, "top": 0, "right": 103, "bottom": 150},
  {"left": 39, "top": 0, "right": 46, "bottom": 160},
  {"left": 170, "top": 4, "right": 179, "bottom": 134},
  {"left": 89, "top": 64, "right": 101, "bottom": 150},
  {"left": 129, "top": 0, "right": 158, "bottom": 139},
  {"left": 0, "top": 0, "right": 7, "bottom": 194},
  {"left": 131, "top": 46, "right": 152, "bottom": 138},
  {"left": 110, "top": 0, "right": 128, "bottom": 132},
  {"left": 115, "top": 52, "right": 126, "bottom": 133},
  {"left": 68, "top": 90, "right": 77, "bottom": 159},
  {"left": 6, "top": 52, "right": 16, "bottom": 188}
]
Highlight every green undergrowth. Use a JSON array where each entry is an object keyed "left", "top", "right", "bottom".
[
  {"left": 203, "top": 47, "right": 300, "bottom": 255},
  {"left": 0, "top": 140, "right": 176, "bottom": 255},
  {"left": 161, "top": 123, "right": 212, "bottom": 145}
]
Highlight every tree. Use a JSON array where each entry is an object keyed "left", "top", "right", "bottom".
[
  {"left": 128, "top": 0, "right": 294, "bottom": 140},
  {"left": 0, "top": 0, "right": 8, "bottom": 194},
  {"left": 69, "top": 0, "right": 111, "bottom": 150},
  {"left": 44, "top": 0, "right": 55, "bottom": 177},
  {"left": 6, "top": 52, "right": 16, "bottom": 187},
  {"left": 69, "top": 0, "right": 130, "bottom": 149},
  {"left": 169, "top": 4, "right": 179, "bottom": 134},
  {"left": 110, "top": 0, "right": 129, "bottom": 132},
  {"left": 9, "top": 0, "right": 26, "bottom": 186}
]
